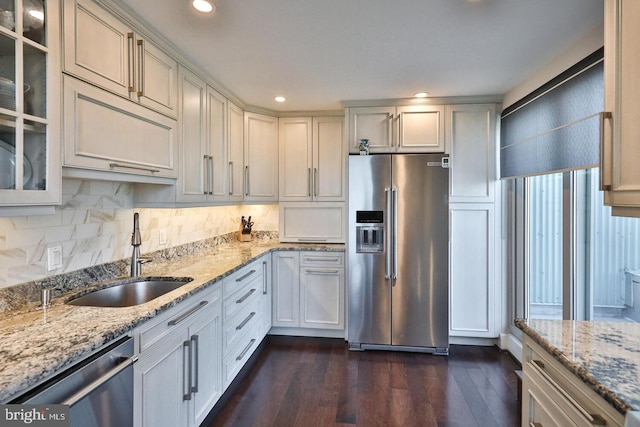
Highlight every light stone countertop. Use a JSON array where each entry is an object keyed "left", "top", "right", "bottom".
[
  {"left": 0, "top": 239, "right": 344, "bottom": 403},
  {"left": 516, "top": 318, "right": 640, "bottom": 415}
]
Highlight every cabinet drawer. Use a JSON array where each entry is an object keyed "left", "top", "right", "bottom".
[
  {"left": 222, "top": 323, "right": 262, "bottom": 388},
  {"left": 300, "top": 251, "right": 344, "bottom": 267},
  {"left": 137, "top": 285, "right": 221, "bottom": 352},
  {"left": 223, "top": 275, "right": 261, "bottom": 322},
  {"left": 523, "top": 337, "right": 624, "bottom": 427},
  {"left": 223, "top": 264, "right": 263, "bottom": 298},
  {"left": 223, "top": 298, "right": 261, "bottom": 353}
]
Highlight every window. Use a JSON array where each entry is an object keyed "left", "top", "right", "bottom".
[{"left": 511, "top": 168, "right": 640, "bottom": 325}]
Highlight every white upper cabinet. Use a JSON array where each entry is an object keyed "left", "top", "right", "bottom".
[
  {"left": 447, "top": 104, "right": 497, "bottom": 203},
  {"left": 0, "top": 0, "right": 61, "bottom": 206},
  {"left": 279, "top": 116, "right": 345, "bottom": 202},
  {"left": 63, "top": 0, "right": 178, "bottom": 118},
  {"left": 603, "top": 0, "right": 640, "bottom": 215},
  {"left": 279, "top": 117, "right": 312, "bottom": 200},
  {"left": 244, "top": 112, "right": 278, "bottom": 202},
  {"left": 347, "top": 105, "right": 445, "bottom": 154},
  {"left": 227, "top": 101, "right": 244, "bottom": 202},
  {"left": 176, "top": 66, "right": 207, "bottom": 202},
  {"left": 396, "top": 105, "right": 445, "bottom": 153}
]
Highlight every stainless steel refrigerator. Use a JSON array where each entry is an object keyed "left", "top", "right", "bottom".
[{"left": 348, "top": 154, "right": 449, "bottom": 355}]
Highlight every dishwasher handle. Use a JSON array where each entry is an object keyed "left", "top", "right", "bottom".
[{"left": 63, "top": 354, "right": 138, "bottom": 407}]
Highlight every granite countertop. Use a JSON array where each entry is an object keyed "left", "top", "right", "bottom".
[
  {"left": 0, "top": 239, "right": 344, "bottom": 403},
  {"left": 515, "top": 318, "right": 640, "bottom": 415}
]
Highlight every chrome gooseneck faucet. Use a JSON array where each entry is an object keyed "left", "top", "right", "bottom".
[{"left": 131, "top": 212, "right": 152, "bottom": 276}]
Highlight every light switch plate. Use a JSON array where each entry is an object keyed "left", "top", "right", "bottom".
[
  {"left": 47, "top": 245, "right": 63, "bottom": 271},
  {"left": 159, "top": 229, "right": 167, "bottom": 246}
]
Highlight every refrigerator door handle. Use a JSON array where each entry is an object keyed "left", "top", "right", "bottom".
[
  {"left": 385, "top": 187, "right": 392, "bottom": 280},
  {"left": 392, "top": 187, "right": 398, "bottom": 281}
]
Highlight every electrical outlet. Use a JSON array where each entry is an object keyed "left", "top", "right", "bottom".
[
  {"left": 159, "top": 229, "right": 167, "bottom": 246},
  {"left": 47, "top": 245, "right": 63, "bottom": 271}
]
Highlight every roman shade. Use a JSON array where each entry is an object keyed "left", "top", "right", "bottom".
[{"left": 500, "top": 49, "right": 604, "bottom": 179}]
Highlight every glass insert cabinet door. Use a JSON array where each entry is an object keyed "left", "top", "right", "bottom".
[{"left": 0, "top": 0, "right": 60, "bottom": 205}]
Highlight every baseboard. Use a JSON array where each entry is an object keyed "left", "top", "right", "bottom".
[
  {"left": 507, "top": 333, "right": 523, "bottom": 364},
  {"left": 449, "top": 336, "right": 498, "bottom": 346},
  {"left": 268, "top": 326, "right": 345, "bottom": 339}
]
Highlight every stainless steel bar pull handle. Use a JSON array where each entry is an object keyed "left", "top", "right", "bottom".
[
  {"left": 308, "top": 168, "right": 311, "bottom": 197},
  {"left": 229, "top": 162, "right": 234, "bottom": 195},
  {"left": 262, "top": 261, "right": 268, "bottom": 294},
  {"left": 236, "top": 312, "right": 256, "bottom": 330},
  {"left": 183, "top": 340, "right": 192, "bottom": 401},
  {"left": 109, "top": 163, "right": 159, "bottom": 174},
  {"left": 236, "top": 269, "right": 257, "bottom": 282},
  {"left": 168, "top": 301, "right": 209, "bottom": 326},
  {"left": 136, "top": 39, "right": 144, "bottom": 97},
  {"left": 392, "top": 187, "right": 398, "bottom": 281},
  {"left": 127, "top": 33, "right": 135, "bottom": 92},
  {"left": 236, "top": 288, "right": 256, "bottom": 304},
  {"left": 63, "top": 354, "right": 138, "bottom": 407},
  {"left": 236, "top": 338, "right": 256, "bottom": 361},
  {"left": 314, "top": 168, "right": 318, "bottom": 197},
  {"left": 208, "top": 156, "right": 214, "bottom": 195},
  {"left": 203, "top": 155, "right": 209, "bottom": 195},
  {"left": 190, "top": 335, "right": 199, "bottom": 393},
  {"left": 599, "top": 111, "right": 613, "bottom": 191},
  {"left": 385, "top": 188, "right": 391, "bottom": 279},
  {"left": 245, "top": 165, "right": 249, "bottom": 196}
]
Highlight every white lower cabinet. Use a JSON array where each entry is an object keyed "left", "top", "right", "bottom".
[
  {"left": 221, "top": 258, "right": 269, "bottom": 389},
  {"left": 449, "top": 204, "right": 497, "bottom": 338},
  {"left": 272, "top": 251, "right": 345, "bottom": 333},
  {"left": 134, "top": 284, "right": 222, "bottom": 427},
  {"left": 522, "top": 335, "right": 624, "bottom": 427}
]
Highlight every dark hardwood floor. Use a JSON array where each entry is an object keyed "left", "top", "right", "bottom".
[{"left": 205, "top": 336, "right": 521, "bottom": 427}]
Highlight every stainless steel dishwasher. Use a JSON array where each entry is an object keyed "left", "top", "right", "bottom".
[{"left": 13, "top": 336, "right": 137, "bottom": 427}]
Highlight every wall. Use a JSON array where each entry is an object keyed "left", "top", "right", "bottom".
[
  {"left": 502, "top": 24, "right": 604, "bottom": 109},
  {"left": 0, "top": 179, "right": 278, "bottom": 289}
]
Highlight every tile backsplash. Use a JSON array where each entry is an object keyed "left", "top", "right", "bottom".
[{"left": 0, "top": 179, "right": 278, "bottom": 288}]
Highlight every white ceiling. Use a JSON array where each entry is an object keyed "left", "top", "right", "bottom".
[{"left": 118, "top": 0, "right": 604, "bottom": 112}]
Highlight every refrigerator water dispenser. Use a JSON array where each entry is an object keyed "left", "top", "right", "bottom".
[{"left": 355, "top": 210, "right": 384, "bottom": 253}]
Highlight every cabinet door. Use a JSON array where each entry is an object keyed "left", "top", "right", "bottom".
[
  {"left": 300, "top": 267, "right": 344, "bottom": 330},
  {"left": 348, "top": 106, "right": 395, "bottom": 153},
  {"left": 603, "top": 0, "right": 640, "bottom": 212},
  {"left": 244, "top": 112, "right": 278, "bottom": 201},
  {"left": 313, "top": 117, "right": 345, "bottom": 201},
  {"left": 279, "top": 202, "right": 346, "bottom": 243},
  {"left": 227, "top": 101, "right": 244, "bottom": 201},
  {"left": 0, "top": 0, "right": 61, "bottom": 206},
  {"left": 272, "top": 251, "right": 300, "bottom": 327},
  {"left": 63, "top": 0, "right": 132, "bottom": 98},
  {"left": 279, "top": 117, "right": 312, "bottom": 201},
  {"left": 447, "top": 104, "right": 496, "bottom": 202},
  {"left": 189, "top": 308, "right": 222, "bottom": 427},
  {"left": 449, "top": 204, "right": 497, "bottom": 337},
  {"left": 136, "top": 39, "right": 178, "bottom": 118},
  {"left": 62, "top": 75, "right": 178, "bottom": 180},
  {"left": 207, "top": 87, "right": 228, "bottom": 202},
  {"left": 396, "top": 105, "right": 445, "bottom": 153},
  {"left": 134, "top": 334, "right": 189, "bottom": 427},
  {"left": 176, "top": 67, "right": 207, "bottom": 202}
]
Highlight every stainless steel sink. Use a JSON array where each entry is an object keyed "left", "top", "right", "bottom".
[{"left": 68, "top": 277, "right": 193, "bottom": 307}]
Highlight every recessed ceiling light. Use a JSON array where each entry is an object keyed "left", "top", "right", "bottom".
[
  {"left": 192, "top": 0, "right": 215, "bottom": 13},
  {"left": 275, "top": 96, "right": 286, "bottom": 103},
  {"left": 414, "top": 92, "right": 429, "bottom": 98}
]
